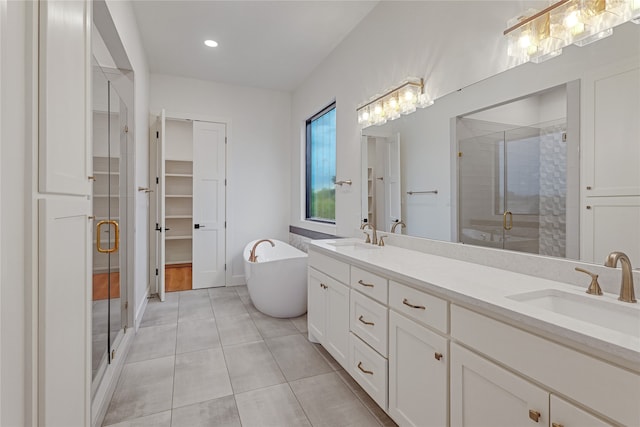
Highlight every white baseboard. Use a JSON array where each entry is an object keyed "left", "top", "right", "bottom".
[
  {"left": 134, "top": 286, "right": 150, "bottom": 332},
  {"left": 228, "top": 274, "right": 246, "bottom": 286}
]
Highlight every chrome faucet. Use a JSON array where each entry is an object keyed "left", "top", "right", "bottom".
[
  {"left": 391, "top": 220, "right": 406, "bottom": 233},
  {"left": 248, "top": 239, "right": 275, "bottom": 262},
  {"left": 360, "top": 223, "right": 377, "bottom": 245},
  {"left": 604, "top": 251, "right": 636, "bottom": 303}
]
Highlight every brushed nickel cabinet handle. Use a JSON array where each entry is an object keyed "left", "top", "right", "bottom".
[
  {"left": 358, "top": 279, "right": 374, "bottom": 288},
  {"left": 403, "top": 298, "right": 426, "bottom": 310},
  {"left": 357, "top": 362, "right": 373, "bottom": 375},
  {"left": 552, "top": 423, "right": 564, "bottom": 427},
  {"left": 358, "top": 315, "right": 375, "bottom": 326},
  {"left": 528, "top": 410, "right": 541, "bottom": 423},
  {"left": 434, "top": 352, "right": 443, "bottom": 361}
]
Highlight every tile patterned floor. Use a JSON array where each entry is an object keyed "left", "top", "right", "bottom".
[{"left": 102, "top": 286, "right": 397, "bottom": 427}]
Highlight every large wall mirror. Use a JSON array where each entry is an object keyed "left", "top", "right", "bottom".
[{"left": 361, "top": 22, "right": 640, "bottom": 265}]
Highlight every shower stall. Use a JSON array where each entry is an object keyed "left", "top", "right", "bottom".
[{"left": 457, "top": 117, "right": 569, "bottom": 257}]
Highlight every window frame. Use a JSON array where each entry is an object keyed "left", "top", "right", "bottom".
[{"left": 305, "top": 101, "right": 337, "bottom": 224}]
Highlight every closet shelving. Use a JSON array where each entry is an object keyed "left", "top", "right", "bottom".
[{"left": 164, "top": 159, "right": 193, "bottom": 265}]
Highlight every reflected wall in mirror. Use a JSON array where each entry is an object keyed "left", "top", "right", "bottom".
[{"left": 360, "top": 22, "right": 640, "bottom": 265}]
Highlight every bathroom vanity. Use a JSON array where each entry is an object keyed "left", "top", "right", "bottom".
[{"left": 307, "top": 239, "right": 640, "bottom": 427}]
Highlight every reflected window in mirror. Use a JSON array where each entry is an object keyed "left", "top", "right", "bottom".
[{"left": 306, "top": 102, "right": 336, "bottom": 223}]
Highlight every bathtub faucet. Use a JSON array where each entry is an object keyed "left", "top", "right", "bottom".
[{"left": 248, "top": 239, "right": 275, "bottom": 262}]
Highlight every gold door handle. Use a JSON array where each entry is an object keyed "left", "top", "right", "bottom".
[
  {"left": 358, "top": 315, "right": 375, "bottom": 326},
  {"left": 503, "top": 211, "right": 513, "bottom": 230},
  {"left": 403, "top": 298, "right": 426, "bottom": 310},
  {"left": 96, "top": 220, "right": 119, "bottom": 254},
  {"left": 357, "top": 279, "right": 374, "bottom": 288},
  {"left": 528, "top": 410, "right": 541, "bottom": 423},
  {"left": 357, "top": 362, "right": 373, "bottom": 375},
  {"left": 552, "top": 423, "right": 564, "bottom": 427}
]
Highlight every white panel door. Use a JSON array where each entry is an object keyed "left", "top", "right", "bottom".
[
  {"left": 451, "top": 342, "right": 549, "bottom": 427},
  {"left": 157, "top": 111, "right": 166, "bottom": 300},
  {"left": 192, "top": 121, "right": 226, "bottom": 288},
  {"left": 325, "top": 279, "right": 350, "bottom": 369},
  {"left": 39, "top": 198, "right": 91, "bottom": 427},
  {"left": 39, "top": 0, "right": 90, "bottom": 196},
  {"left": 307, "top": 269, "right": 326, "bottom": 343},
  {"left": 389, "top": 311, "right": 447, "bottom": 427}
]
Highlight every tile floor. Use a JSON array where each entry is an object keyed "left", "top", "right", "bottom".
[{"left": 102, "top": 286, "right": 397, "bottom": 427}]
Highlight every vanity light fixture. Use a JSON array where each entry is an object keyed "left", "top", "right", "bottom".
[
  {"left": 204, "top": 39, "right": 219, "bottom": 47},
  {"left": 357, "top": 78, "right": 433, "bottom": 128},
  {"left": 505, "top": 0, "right": 640, "bottom": 66}
]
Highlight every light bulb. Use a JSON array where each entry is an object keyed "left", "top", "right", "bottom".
[
  {"left": 564, "top": 11, "right": 584, "bottom": 34},
  {"left": 362, "top": 111, "right": 369, "bottom": 120},
  {"left": 389, "top": 97, "right": 398, "bottom": 109},
  {"left": 404, "top": 90, "right": 415, "bottom": 102},
  {"left": 204, "top": 39, "right": 218, "bottom": 47},
  {"left": 518, "top": 33, "right": 532, "bottom": 48}
]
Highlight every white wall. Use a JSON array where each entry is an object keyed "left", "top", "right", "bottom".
[
  {"left": 105, "top": 0, "right": 150, "bottom": 322},
  {"left": 1, "top": 0, "right": 27, "bottom": 424},
  {"left": 290, "top": 1, "right": 529, "bottom": 237},
  {"left": 150, "top": 74, "right": 291, "bottom": 285},
  {"left": 290, "top": 0, "right": 640, "bottom": 242}
]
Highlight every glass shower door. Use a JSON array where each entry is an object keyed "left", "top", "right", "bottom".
[
  {"left": 458, "top": 130, "right": 505, "bottom": 248},
  {"left": 92, "top": 59, "right": 128, "bottom": 387}
]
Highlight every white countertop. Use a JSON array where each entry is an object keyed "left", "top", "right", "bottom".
[{"left": 309, "top": 238, "right": 640, "bottom": 368}]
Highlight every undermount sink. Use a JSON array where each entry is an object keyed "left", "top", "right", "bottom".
[
  {"left": 507, "top": 289, "right": 640, "bottom": 337},
  {"left": 325, "top": 240, "right": 381, "bottom": 250}
]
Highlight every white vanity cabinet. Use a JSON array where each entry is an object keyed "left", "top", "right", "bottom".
[
  {"left": 307, "top": 251, "right": 350, "bottom": 369},
  {"left": 451, "top": 305, "right": 633, "bottom": 426},
  {"left": 389, "top": 310, "right": 448, "bottom": 427},
  {"left": 387, "top": 280, "right": 449, "bottom": 427},
  {"left": 550, "top": 395, "right": 614, "bottom": 427},
  {"left": 451, "top": 342, "right": 549, "bottom": 426}
]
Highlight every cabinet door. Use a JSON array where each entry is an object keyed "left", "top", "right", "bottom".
[
  {"left": 39, "top": 0, "right": 91, "bottom": 196},
  {"left": 389, "top": 311, "right": 447, "bottom": 427},
  {"left": 325, "top": 278, "right": 350, "bottom": 369},
  {"left": 307, "top": 269, "right": 326, "bottom": 344},
  {"left": 451, "top": 342, "right": 548, "bottom": 427},
  {"left": 39, "top": 198, "right": 91, "bottom": 426},
  {"left": 550, "top": 395, "right": 614, "bottom": 427}
]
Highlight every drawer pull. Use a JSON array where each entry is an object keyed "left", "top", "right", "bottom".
[
  {"left": 528, "top": 410, "right": 541, "bottom": 423},
  {"left": 551, "top": 423, "right": 564, "bottom": 427},
  {"left": 358, "top": 315, "right": 375, "bottom": 326},
  {"left": 357, "top": 279, "right": 374, "bottom": 288},
  {"left": 434, "top": 352, "right": 443, "bottom": 361},
  {"left": 403, "top": 298, "right": 426, "bottom": 310},
  {"left": 357, "top": 361, "right": 373, "bottom": 375}
]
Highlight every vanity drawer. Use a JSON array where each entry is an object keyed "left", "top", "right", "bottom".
[
  {"left": 350, "top": 290, "right": 388, "bottom": 356},
  {"left": 389, "top": 281, "right": 448, "bottom": 333},
  {"left": 349, "top": 332, "right": 388, "bottom": 411},
  {"left": 308, "top": 249, "right": 349, "bottom": 284},
  {"left": 350, "top": 266, "right": 388, "bottom": 304}
]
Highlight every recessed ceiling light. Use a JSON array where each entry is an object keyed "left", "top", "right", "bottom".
[{"left": 204, "top": 39, "right": 218, "bottom": 48}]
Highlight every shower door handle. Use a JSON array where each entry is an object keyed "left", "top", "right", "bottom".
[
  {"left": 96, "top": 220, "right": 120, "bottom": 253},
  {"left": 502, "top": 211, "right": 513, "bottom": 231}
]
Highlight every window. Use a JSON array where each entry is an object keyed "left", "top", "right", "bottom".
[{"left": 306, "top": 102, "right": 336, "bottom": 223}]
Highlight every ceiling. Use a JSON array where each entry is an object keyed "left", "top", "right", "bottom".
[{"left": 131, "top": 1, "right": 379, "bottom": 92}]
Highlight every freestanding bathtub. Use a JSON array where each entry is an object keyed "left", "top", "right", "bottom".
[{"left": 243, "top": 239, "right": 308, "bottom": 318}]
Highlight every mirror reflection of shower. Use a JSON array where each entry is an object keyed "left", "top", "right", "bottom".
[{"left": 457, "top": 84, "right": 579, "bottom": 258}]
